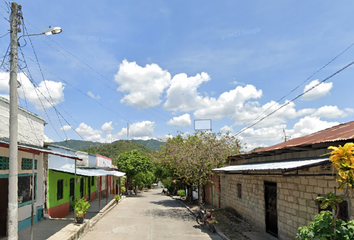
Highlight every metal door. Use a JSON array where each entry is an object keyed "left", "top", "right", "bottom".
[{"left": 265, "top": 181, "right": 278, "bottom": 237}]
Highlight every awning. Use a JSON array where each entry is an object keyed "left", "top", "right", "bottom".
[
  {"left": 49, "top": 166, "right": 104, "bottom": 177},
  {"left": 84, "top": 168, "right": 126, "bottom": 177},
  {"left": 213, "top": 158, "right": 329, "bottom": 173}
]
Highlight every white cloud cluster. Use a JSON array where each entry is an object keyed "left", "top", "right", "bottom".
[
  {"left": 302, "top": 80, "right": 333, "bottom": 101},
  {"left": 114, "top": 121, "right": 155, "bottom": 140},
  {"left": 167, "top": 114, "right": 191, "bottom": 126},
  {"left": 88, "top": 91, "right": 100, "bottom": 100},
  {"left": 114, "top": 60, "right": 171, "bottom": 108},
  {"left": 0, "top": 72, "right": 65, "bottom": 110},
  {"left": 60, "top": 125, "right": 72, "bottom": 131}
]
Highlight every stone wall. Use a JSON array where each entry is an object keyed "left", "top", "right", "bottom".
[{"left": 220, "top": 165, "right": 354, "bottom": 240}]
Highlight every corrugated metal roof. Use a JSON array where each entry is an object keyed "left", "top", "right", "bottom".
[
  {"left": 244, "top": 121, "right": 354, "bottom": 156},
  {"left": 49, "top": 165, "right": 104, "bottom": 176},
  {"left": 213, "top": 158, "right": 329, "bottom": 172}
]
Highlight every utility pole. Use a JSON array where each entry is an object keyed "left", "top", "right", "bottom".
[{"left": 8, "top": 2, "right": 20, "bottom": 239}]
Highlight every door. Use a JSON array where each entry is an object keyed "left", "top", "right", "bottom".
[
  {"left": 80, "top": 178, "right": 84, "bottom": 198},
  {"left": 87, "top": 177, "right": 91, "bottom": 201},
  {"left": 0, "top": 178, "right": 8, "bottom": 237},
  {"left": 265, "top": 181, "right": 278, "bottom": 237},
  {"left": 69, "top": 178, "right": 74, "bottom": 212}
]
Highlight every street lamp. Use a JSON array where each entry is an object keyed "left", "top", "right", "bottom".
[{"left": 8, "top": 2, "right": 62, "bottom": 240}]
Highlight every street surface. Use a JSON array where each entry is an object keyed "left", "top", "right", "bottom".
[{"left": 81, "top": 188, "right": 222, "bottom": 240}]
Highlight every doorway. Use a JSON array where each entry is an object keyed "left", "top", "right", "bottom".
[
  {"left": 69, "top": 178, "right": 74, "bottom": 212},
  {"left": 0, "top": 178, "right": 8, "bottom": 237},
  {"left": 264, "top": 181, "right": 278, "bottom": 237}
]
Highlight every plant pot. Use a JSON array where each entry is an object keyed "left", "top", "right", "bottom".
[{"left": 76, "top": 216, "right": 84, "bottom": 224}]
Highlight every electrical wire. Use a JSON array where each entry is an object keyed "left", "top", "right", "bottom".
[
  {"left": 240, "top": 41, "right": 354, "bottom": 135},
  {"left": 234, "top": 60, "right": 354, "bottom": 137}
]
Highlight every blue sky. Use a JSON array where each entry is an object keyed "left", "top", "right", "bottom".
[{"left": 0, "top": 1, "right": 354, "bottom": 150}]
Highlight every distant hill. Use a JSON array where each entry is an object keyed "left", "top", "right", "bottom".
[
  {"left": 50, "top": 140, "right": 104, "bottom": 150},
  {"left": 50, "top": 139, "right": 165, "bottom": 160},
  {"left": 131, "top": 139, "right": 165, "bottom": 151},
  {"left": 83, "top": 140, "right": 154, "bottom": 160}
]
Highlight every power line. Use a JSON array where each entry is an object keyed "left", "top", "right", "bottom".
[
  {"left": 240, "top": 40, "right": 354, "bottom": 134},
  {"left": 235, "top": 60, "right": 354, "bottom": 137}
]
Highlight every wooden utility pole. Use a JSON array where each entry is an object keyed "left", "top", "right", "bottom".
[{"left": 8, "top": 2, "right": 20, "bottom": 239}]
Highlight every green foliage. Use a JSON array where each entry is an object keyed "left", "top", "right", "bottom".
[
  {"left": 84, "top": 141, "right": 154, "bottom": 160},
  {"left": 131, "top": 139, "right": 166, "bottom": 151},
  {"left": 157, "top": 131, "right": 241, "bottom": 204},
  {"left": 114, "top": 195, "right": 121, "bottom": 202},
  {"left": 50, "top": 140, "right": 104, "bottom": 151},
  {"left": 121, "top": 186, "right": 126, "bottom": 193},
  {"left": 133, "top": 171, "right": 155, "bottom": 187},
  {"left": 296, "top": 211, "right": 354, "bottom": 240},
  {"left": 317, "top": 192, "right": 343, "bottom": 212},
  {"left": 114, "top": 150, "right": 155, "bottom": 188},
  {"left": 73, "top": 197, "right": 90, "bottom": 217},
  {"left": 177, "top": 189, "right": 186, "bottom": 197}
]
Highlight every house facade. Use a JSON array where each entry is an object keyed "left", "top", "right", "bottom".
[
  {"left": 0, "top": 96, "right": 46, "bottom": 236},
  {"left": 214, "top": 121, "right": 354, "bottom": 239}
]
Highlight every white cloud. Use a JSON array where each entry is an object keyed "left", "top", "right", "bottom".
[
  {"left": 289, "top": 116, "right": 339, "bottom": 139},
  {"left": 60, "top": 125, "right": 72, "bottom": 131},
  {"left": 310, "top": 105, "right": 354, "bottom": 119},
  {"left": 75, "top": 123, "right": 104, "bottom": 142},
  {"left": 220, "top": 125, "right": 234, "bottom": 133},
  {"left": 44, "top": 135, "right": 53, "bottom": 143},
  {"left": 194, "top": 84, "right": 263, "bottom": 120},
  {"left": 302, "top": 80, "right": 333, "bottom": 101},
  {"left": 88, "top": 91, "right": 100, "bottom": 100},
  {"left": 167, "top": 113, "right": 191, "bottom": 126},
  {"left": 101, "top": 121, "right": 114, "bottom": 134},
  {"left": 114, "top": 121, "right": 155, "bottom": 140},
  {"left": 1, "top": 72, "right": 65, "bottom": 110},
  {"left": 114, "top": 60, "right": 171, "bottom": 108},
  {"left": 164, "top": 72, "right": 211, "bottom": 112}
]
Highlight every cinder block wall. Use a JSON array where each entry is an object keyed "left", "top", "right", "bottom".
[{"left": 220, "top": 166, "right": 353, "bottom": 240}]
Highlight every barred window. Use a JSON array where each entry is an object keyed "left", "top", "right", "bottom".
[
  {"left": 18, "top": 175, "right": 36, "bottom": 204},
  {"left": 0, "top": 156, "right": 9, "bottom": 170},
  {"left": 21, "top": 158, "right": 37, "bottom": 170}
]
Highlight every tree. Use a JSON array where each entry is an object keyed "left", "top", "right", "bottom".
[
  {"left": 114, "top": 150, "right": 154, "bottom": 190},
  {"left": 157, "top": 131, "right": 241, "bottom": 206}
]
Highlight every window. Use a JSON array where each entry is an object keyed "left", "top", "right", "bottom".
[
  {"left": 237, "top": 183, "right": 242, "bottom": 198},
  {"left": 18, "top": 175, "right": 36, "bottom": 204},
  {"left": 57, "top": 180, "right": 63, "bottom": 200},
  {"left": 21, "top": 158, "right": 37, "bottom": 170},
  {"left": 0, "top": 156, "right": 9, "bottom": 170}
]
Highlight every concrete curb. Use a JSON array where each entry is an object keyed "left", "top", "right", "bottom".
[
  {"left": 171, "top": 196, "right": 230, "bottom": 240},
  {"left": 48, "top": 196, "right": 125, "bottom": 240}
]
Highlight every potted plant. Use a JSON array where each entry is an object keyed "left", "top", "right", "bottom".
[
  {"left": 73, "top": 197, "right": 90, "bottom": 224},
  {"left": 114, "top": 195, "right": 121, "bottom": 203}
]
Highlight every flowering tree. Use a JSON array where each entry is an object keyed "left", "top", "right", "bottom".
[{"left": 157, "top": 131, "right": 241, "bottom": 206}]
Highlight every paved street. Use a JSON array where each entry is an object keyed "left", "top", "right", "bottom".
[{"left": 81, "top": 188, "right": 222, "bottom": 240}]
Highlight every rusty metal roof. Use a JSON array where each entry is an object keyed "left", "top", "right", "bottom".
[
  {"left": 213, "top": 157, "right": 329, "bottom": 172},
  {"left": 233, "top": 121, "right": 354, "bottom": 159}
]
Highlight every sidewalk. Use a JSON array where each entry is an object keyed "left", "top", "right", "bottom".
[{"left": 1, "top": 194, "right": 119, "bottom": 240}]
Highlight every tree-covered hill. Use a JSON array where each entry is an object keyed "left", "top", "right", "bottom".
[
  {"left": 83, "top": 140, "right": 154, "bottom": 160},
  {"left": 130, "top": 139, "right": 165, "bottom": 151},
  {"left": 50, "top": 139, "right": 104, "bottom": 150}
]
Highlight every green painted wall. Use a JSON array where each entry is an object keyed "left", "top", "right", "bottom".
[{"left": 47, "top": 170, "right": 96, "bottom": 208}]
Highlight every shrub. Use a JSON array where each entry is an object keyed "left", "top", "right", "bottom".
[
  {"left": 114, "top": 195, "right": 121, "bottom": 202},
  {"left": 177, "top": 189, "right": 186, "bottom": 198},
  {"left": 296, "top": 211, "right": 354, "bottom": 239}
]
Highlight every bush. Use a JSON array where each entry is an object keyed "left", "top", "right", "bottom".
[
  {"left": 121, "top": 186, "right": 126, "bottom": 194},
  {"left": 114, "top": 195, "right": 121, "bottom": 202},
  {"left": 296, "top": 211, "right": 354, "bottom": 239},
  {"left": 177, "top": 189, "right": 186, "bottom": 198}
]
